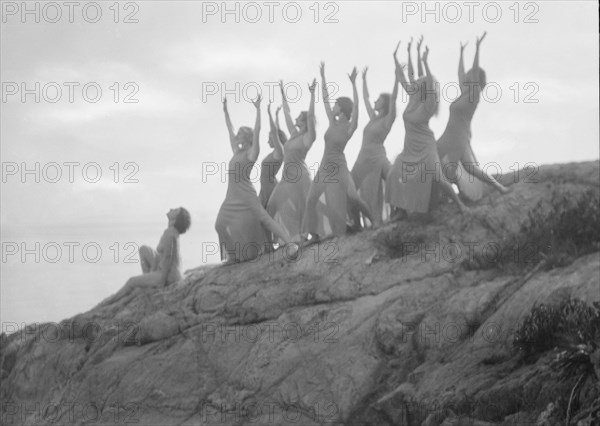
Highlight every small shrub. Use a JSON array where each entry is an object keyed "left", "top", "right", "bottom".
[
  {"left": 513, "top": 298, "right": 600, "bottom": 361},
  {"left": 377, "top": 227, "right": 428, "bottom": 259},
  {"left": 472, "top": 188, "right": 600, "bottom": 271}
]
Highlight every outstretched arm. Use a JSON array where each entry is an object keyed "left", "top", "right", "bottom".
[
  {"left": 396, "top": 43, "right": 411, "bottom": 93},
  {"left": 422, "top": 49, "right": 438, "bottom": 116},
  {"left": 362, "top": 67, "right": 376, "bottom": 121},
  {"left": 348, "top": 67, "right": 359, "bottom": 136},
  {"left": 304, "top": 78, "right": 317, "bottom": 149},
  {"left": 385, "top": 42, "right": 402, "bottom": 130},
  {"left": 320, "top": 62, "right": 334, "bottom": 124},
  {"left": 422, "top": 45, "right": 431, "bottom": 77},
  {"left": 458, "top": 41, "right": 468, "bottom": 87},
  {"left": 472, "top": 31, "right": 486, "bottom": 81},
  {"left": 275, "top": 105, "right": 285, "bottom": 139},
  {"left": 247, "top": 95, "right": 261, "bottom": 162},
  {"left": 268, "top": 103, "right": 284, "bottom": 162},
  {"left": 223, "top": 97, "right": 237, "bottom": 153},
  {"left": 407, "top": 37, "right": 415, "bottom": 83},
  {"left": 279, "top": 81, "right": 297, "bottom": 136},
  {"left": 416, "top": 35, "right": 424, "bottom": 78}
]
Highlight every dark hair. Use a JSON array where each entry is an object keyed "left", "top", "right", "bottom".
[
  {"left": 465, "top": 68, "right": 487, "bottom": 90},
  {"left": 238, "top": 126, "right": 253, "bottom": 147},
  {"left": 478, "top": 68, "right": 487, "bottom": 89},
  {"left": 378, "top": 93, "right": 391, "bottom": 116},
  {"left": 174, "top": 207, "right": 191, "bottom": 234},
  {"left": 336, "top": 97, "right": 353, "bottom": 120}
]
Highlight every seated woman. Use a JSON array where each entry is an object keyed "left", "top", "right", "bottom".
[
  {"left": 386, "top": 40, "right": 467, "bottom": 216},
  {"left": 350, "top": 43, "right": 402, "bottom": 228},
  {"left": 437, "top": 32, "right": 509, "bottom": 200},
  {"left": 266, "top": 79, "right": 320, "bottom": 242},
  {"left": 100, "top": 207, "right": 191, "bottom": 307},
  {"left": 215, "top": 95, "right": 298, "bottom": 263},
  {"left": 302, "top": 62, "right": 374, "bottom": 241}
]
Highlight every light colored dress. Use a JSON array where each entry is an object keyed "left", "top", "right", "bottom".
[
  {"left": 266, "top": 133, "right": 317, "bottom": 242},
  {"left": 351, "top": 118, "right": 392, "bottom": 224},
  {"left": 437, "top": 82, "right": 484, "bottom": 201},
  {"left": 386, "top": 98, "right": 440, "bottom": 213},
  {"left": 259, "top": 151, "right": 282, "bottom": 208},
  {"left": 215, "top": 150, "right": 276, "bottom": 262},
  {"left": 303, "top": 124, "right": 358, "bottom": 237}
]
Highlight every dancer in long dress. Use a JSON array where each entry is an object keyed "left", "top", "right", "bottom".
[
  {"left": 386, "top": 41, "right": 467, "bottom": 215},
  {"left": 100, "top": 207, "right": 191, "bottom": 306},
  {"left": 437, "top": 32, "right": 509, "bottom": 200},
  {"left": 259, "top": 111, "right": 286, "bottom": 248},
  {"left": 258, "top": 118, "right": 286, "bottom": 208},
  {"left": 215, "top": 96, "right": 297, "bottom": 264},
  {"left": 266, "top": 79, "right": 319, "bottom": 242},
  {"left": 301, "top": 63, "right": 374, "bottom": 240},
  {"left": 350, "top": 43, "right": 403, "bottom": 228}
]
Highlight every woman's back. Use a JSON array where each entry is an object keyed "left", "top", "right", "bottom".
[
  {"left": 401, "top": 100, "right": 436, "bottom": 161},
  {"left": 226, "top": 150, "right": 257, "bottom": 197},
  {"left": 324, "top": 123, "right": 351, "bottom": 156},
  {"left": 282, "top": 133, "right": 310, "bottom": 181}
]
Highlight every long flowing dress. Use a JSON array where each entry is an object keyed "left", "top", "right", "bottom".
[
  {"left": 351, "top": 118, "right": 392, "bottom": 224},
  {"left": 386, "top": 99, "right": 441, "bottom": 213},
  {"left": 266, "top": 133, "right": 317, "bottom": 242},
  {"left": 259, "top": 152, "right": 282, "bottom": 208},
  {"left": 303, "top": 124, "right": 358, "bottom": 237},
  {"left": 215, "top": 150, "right": 275, "bottom": 262},
  {"left": 437, "top": 83, "right": 484, "bottom": 201}
]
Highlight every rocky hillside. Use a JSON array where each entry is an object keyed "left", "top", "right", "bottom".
[{"left": 2, "top": 161, "right": 599, "bottom": 426}]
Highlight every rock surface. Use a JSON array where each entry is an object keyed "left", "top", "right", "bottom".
[{"left": 1, "top": 161, "right": 599, "bottom": 426}]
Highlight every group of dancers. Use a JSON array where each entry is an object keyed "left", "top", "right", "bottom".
[
  {"left": 102, "top": 33, "right": 511, "bottom": 306},
  {"left": 215, "top": 32, "right": 509, "bottom": 264}
]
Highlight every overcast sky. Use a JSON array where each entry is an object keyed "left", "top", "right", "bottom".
[{"left": 2, "top": 0, "right": 599, "bottom": 236}]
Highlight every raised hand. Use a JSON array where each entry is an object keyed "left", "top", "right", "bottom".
[
  {"left": 222, "top": 96, "right": 228, "bottom": 110},
  {"left": 319, "top": 62, "right": 326, "bottom": 78},
  {"left": 417, "top": 35, "right": 424, "bottom": 51},
  {"left": 395, "top": 61, "right": 406, "bottom": 79},
  {"left": 267, "top": 101, "right": 272, "bottom": 116},
  {"left": 393, "top": 41, "right": 401, "bottom": 63},
  {"left": 277, "top": 79, "right": 284, "bottom": 95},
  {"left": 253, "top": 94, "right": 262, "bottom": 109},
  {"left": 407, "top": 37, "right": 413, "bottom": 52},
  {"left": 460, "top": 41, "right": 468, "bottom": 53},
  {"left": 476, "top": 31, "right": 487, "bottom": 48},
  {"left": 362, "top": 66, "right": 368, "bottom": 80},
  {"left": 423, "top": 45, "right": 430, "bottom": 62},
  {"left": 276, "top": 105, "right": 282, "bottom": 116},
  {"left": 348, "top": 67, "right": 358, "bottom": 84},
  {"left": 308, "top": 78, "right": 317, "bottom": 93}
]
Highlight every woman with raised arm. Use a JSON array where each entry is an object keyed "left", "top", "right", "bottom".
[
  {"left": 437, "top": 32, "right": 509, "bottom": 200},
  {"left": 349, "top": 43, "right": 402, "bottom": 228},
  {"left": 259, "top": 111, "right": 287, "bottom": 208},
  {"left": 100, "top": 207, "right": 191, "bottom": 307},
  {"left": 215, "top": 96, "right": 298, "bottom": 264},
  {"left": 387, "top": 41, "right": 468, "bottom": 215},
  {"left": 266, "top": 80, "right": 320, "bottom": 242},
  {"left": 301, "top": 63, "right": 374, "bottom": 241}
]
